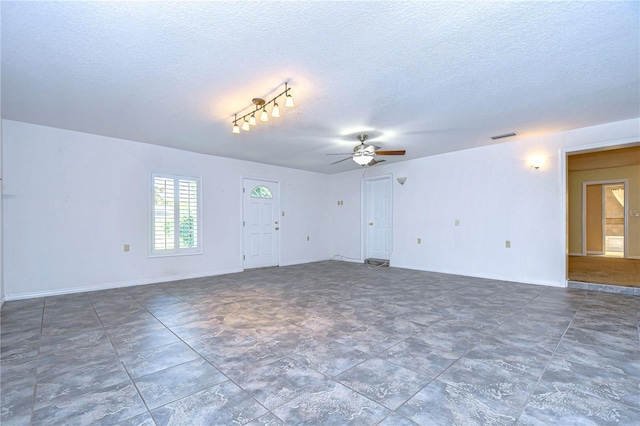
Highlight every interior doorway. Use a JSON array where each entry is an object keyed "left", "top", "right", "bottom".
[
  {"left": 362, "top": 175, "right": 392, "bottom": 261},
  {"left": 583, "top": 180, "right": 626, "bottom": 258},
  {"left": 566, "top": 144, "right": 640, "bottom": 288}
]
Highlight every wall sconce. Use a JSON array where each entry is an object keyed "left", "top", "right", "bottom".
[
  {"left": 397, "top": 177, "right": 407, "bottom": 185},
  {"left": 529, "top": 156, "right": 546, "bottom": 169},
  {"left": 232, "top": 82, "right": 294, "bottom": 133}
]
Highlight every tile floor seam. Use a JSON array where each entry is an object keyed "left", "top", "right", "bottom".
[
  {"left": 88, "top": 296, "right": 157, "bottom": 425},
  {"left": 30, "top": 301, "right": 47, "bottom": 426},
  {"left": 189, "top": 344, "right": 275, "bottom": 423},
  {"left": 512, "top": 293, "right": 588, "bottom": 424}
]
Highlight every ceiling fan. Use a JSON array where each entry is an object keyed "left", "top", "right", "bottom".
[{"left": 327, "top": 134, "right": 406, "bottom": 166}]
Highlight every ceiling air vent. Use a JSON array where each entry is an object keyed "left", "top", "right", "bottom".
[{"left": 490, "top": 131, "right": 518, "bottom": 140}]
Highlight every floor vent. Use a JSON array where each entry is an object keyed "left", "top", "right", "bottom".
[{"left": 364, "top": 258, "right": 389, "bottom": 267}]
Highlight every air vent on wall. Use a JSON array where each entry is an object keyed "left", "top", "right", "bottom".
[{"left": 490, "top": 131, "right": 518, "bottom": 140}]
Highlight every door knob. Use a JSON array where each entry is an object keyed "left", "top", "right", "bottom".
[
  {"left": 369, "top": 222, "right": 374, "bottom": 226},
  {"left": 275, "top": 227, "right": 280, "bottom": 230}
]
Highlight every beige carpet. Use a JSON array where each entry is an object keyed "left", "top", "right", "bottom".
[{"left": 568, "top": 255, "right": 640, "bottom": 287}]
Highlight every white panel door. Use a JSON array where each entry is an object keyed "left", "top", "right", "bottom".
[
  {"left": 366, "top": 176, "right": 392, "bottom": 260},
  {"left": 243, "top": 178, "right": 280, "bottom": 269}
]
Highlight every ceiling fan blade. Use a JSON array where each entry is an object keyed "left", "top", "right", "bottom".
[
  {"left": 330, "top": 157, "right": 353, "bottom": 165},
  {"left": 376, "top": 150, "right": 406, "bottom": 156},
  {"left": 326, "top": 153, "right": 353, "bottom": 156},
  {"left": 369, "top": 159, "right": 386, "bottom": 166}
]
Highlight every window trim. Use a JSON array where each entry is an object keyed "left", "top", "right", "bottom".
[{"left": 149, "top": 172, "right": 202, "bottom": 257}]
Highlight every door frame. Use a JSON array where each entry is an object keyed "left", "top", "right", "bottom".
[
  {"left": 562, "top": 137, "right": 639, "bottom": 285},
  {"left": 581, "top": 179, "right": 627, "bottom": 257},
  {"left": 241, "top": 176, "right": 281, "bottom": 269},
  {"left": 361, "top": 174, "right": 393, "bottom": 262}
]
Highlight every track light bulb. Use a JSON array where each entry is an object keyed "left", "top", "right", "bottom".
[
  {"left": 242, "top": 119, "right": 250, "bottom": 131},
  {"left": 272, "top": 102, "right": 280, "bottom": 118},
  {"left": 260, "top": 108, "right": 269, "bottom": 122},
  {"left": 285, "top": 93, "right": 294, "bottom": 108},
  {"left": 232, "top": 122, "right": 240, "bottom": 134},
  {"left": 249, "top": 113, "right": 257, "bottom": 126}
]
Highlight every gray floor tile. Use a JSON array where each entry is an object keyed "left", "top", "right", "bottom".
[
  {"left": 465, "top": 339, "right": 552, "bottom": 378},
  {"left": 134, "top": 357, "right": 227, "bottom": 409},
  {"left": 518, "top": 388, "right": 640, "bottom": 425},
  {"left": 378, "top": 412, "right": 419, "bottom": 425},
  {"left": 335, "top": 357, "right": 431, "bottom": 410},
  {"left": 397, "top": 379, "right": 517, "bottom": 425},
  {"left": 1, "top": 261, "right": 638, "bottom": 424},
  {"left": 0, "top": 380, "right": 35, "bottom": 425},
  {"left": 234, "top": 355, "right": 330, "bottom": 410},
  {"left": 272, "top": 380, "right": 390, "bottom": 425},
  {"left": 537, "top": 357, "right": 640, "bottom": 410},
  {"left": 120, "top": 341, "right": 200, "bottom": 378},
  {"left": 114, "top": 412, "right": 157, "bottom": 426},
  {"left": 34, "top": 358, "right": 130, "bottom": 409},
  {"left": 111, "top": 327, "right": 180, "bottom": 355},
  {"left": 32, "top": 381, "right": 147, "bottom": 425},
  {"left": 436, "top": 357, "right": 538, "bottom": 418},
  {"left": 150, "top": 381, "right": 267, "bottom": 425},
  {"left": 244, "top": 412, "right": 285, "bottom": 426},
  {"left": 380, "top": 338, "right": 461, "bottom": 378}
]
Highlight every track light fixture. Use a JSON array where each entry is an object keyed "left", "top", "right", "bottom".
[{"left": 231, "top": 82, "right": 294, "bottom": 134}]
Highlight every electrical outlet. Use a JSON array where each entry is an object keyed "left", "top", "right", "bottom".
[
  {"left": 282, "top": 211, "right": 285, "bottom": 216},
  {"left": 124, "top": 244, "right": 130, "bottom": 252},
  {"left": 307, "top": 236, "right": 310, "bottom": 241},
  {"left": 417, "top": 238, "right": 421, "bottom": 244},
  {"left": 505, "top": 240, "right": 511, "bottom": 248},
  {"left": 455, "top": 219, "right": 460, "bottom": 226}
]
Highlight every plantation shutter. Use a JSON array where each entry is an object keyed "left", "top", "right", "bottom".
[
  {"left": 179, "top": 179, "right": 198, "bottom": 248},
  {"left": 152, "top": 174, "right": 200, "bottom": 255}
]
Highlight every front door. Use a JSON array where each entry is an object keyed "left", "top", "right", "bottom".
[
  {"left": 243, "top": 178, "right": 280, "bottom": 269},
  {"left": 364, "top": 176, "right": 392, "bottom": 260}
]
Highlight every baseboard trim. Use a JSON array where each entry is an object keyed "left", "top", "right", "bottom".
[
  {"left": 390, "top": 263, "right": 565, "bottom": 288},
  {"left": 568, "top": 252, "right": 583, "bottom": 256},
  {"left": 4, "top": 268, "right": 243, "bottom": 301},
  {"left": 331, "top": 255, "right": 363, "bottom": 264}
]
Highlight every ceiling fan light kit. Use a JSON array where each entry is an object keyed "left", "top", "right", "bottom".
[
  {"left": 328, "top": 134, "right": 406, "bottom": 167},
  {"left": 353, "top": 153, "right": 374, "bottom": 166},
  {"left": 232, "top": 82, "right": 293, "bottom": 133}
]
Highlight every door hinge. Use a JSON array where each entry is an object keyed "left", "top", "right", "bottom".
[
  {"left": 243, "top": 187, "right": 245, "bottom": 193},
  {"left": 243, "top": 255, "right": 245, "bottom": 260},
  {"left": 243, "top": 221, "right": 245, "bottom": 226}
]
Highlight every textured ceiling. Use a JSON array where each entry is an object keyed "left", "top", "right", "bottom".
[{"left": 2, "top": 1, "right": 639, "bottom": 174}]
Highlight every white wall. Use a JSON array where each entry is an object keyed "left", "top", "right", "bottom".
[
  {"left": 0, "top": 1, "right": 4, "bottom": 306},
  {"left": 0, "top": 117, "right": 3, "bottom": 307},
  {"left": 329, "top": 118, "right": 640, "bottom": 287},
  {"left": 2, "top": 120, "right": 332, "bottom": 299},
  {"left": 3, "top": 118, "right": 638, "bottom": 299}
]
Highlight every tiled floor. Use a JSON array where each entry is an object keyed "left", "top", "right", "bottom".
[{"left": 1, "top": 261, "right": 639, "bottom": 425}]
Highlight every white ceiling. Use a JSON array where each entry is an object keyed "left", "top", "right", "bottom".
[{"left": 2, "top": 1, "right": 639, "bottom": 174}]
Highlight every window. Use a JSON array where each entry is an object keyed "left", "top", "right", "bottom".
[
  {"left": 152, "top": 173, "right": 201, "bottom": 255},
  {"left": 250, "top": 185, "right": 273, "bottom": 198}
]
